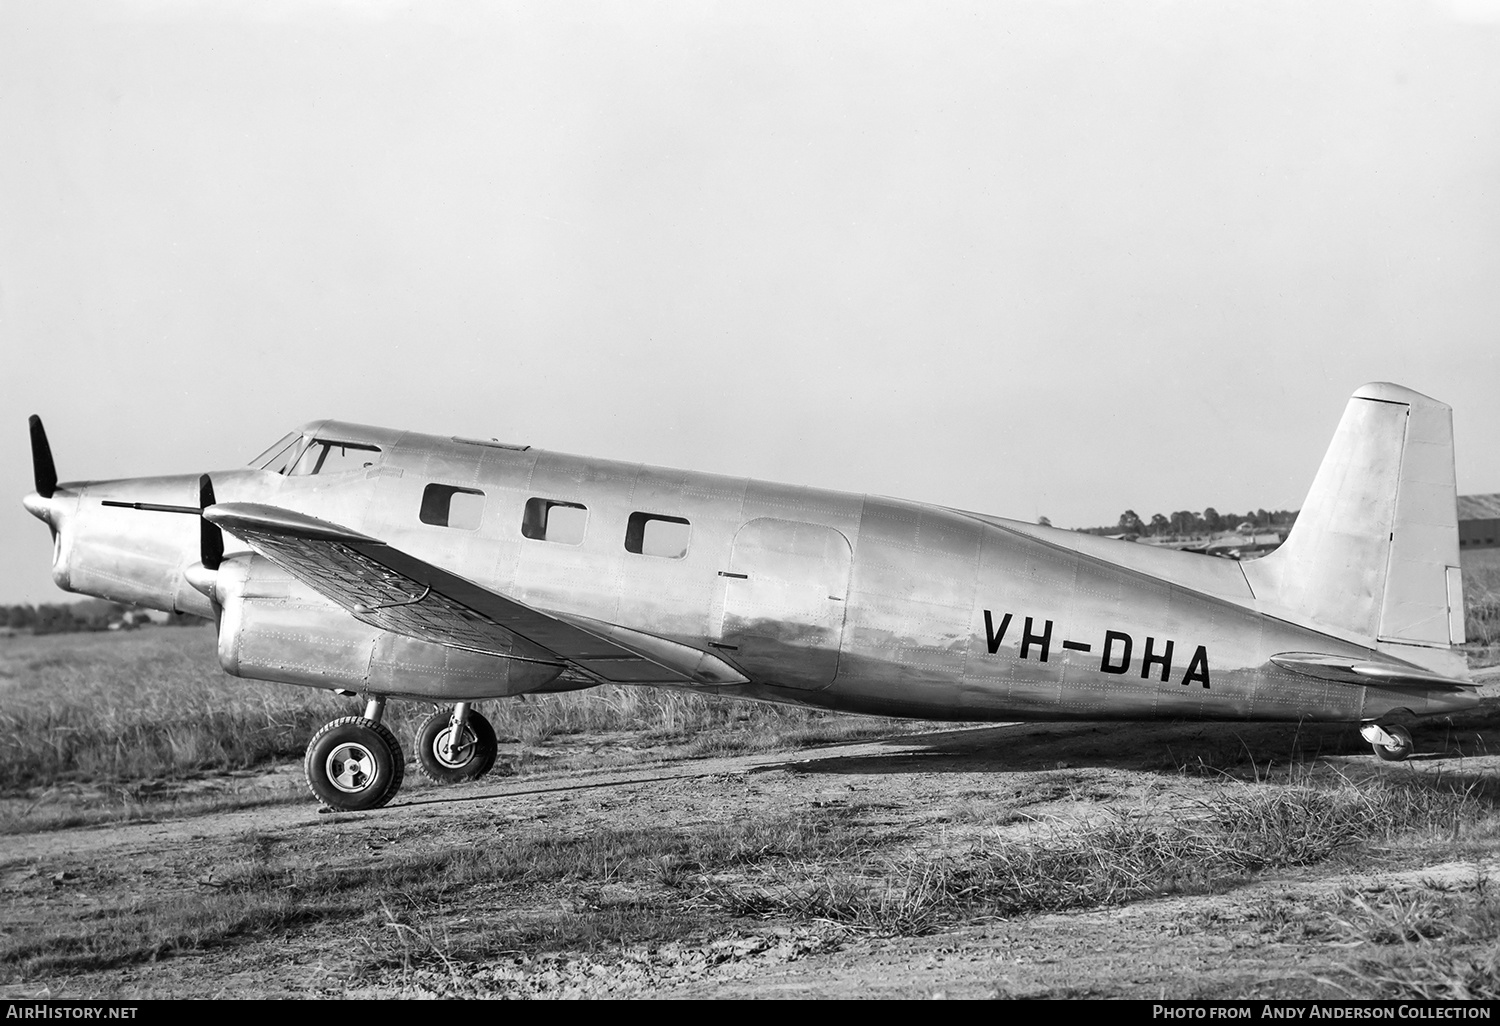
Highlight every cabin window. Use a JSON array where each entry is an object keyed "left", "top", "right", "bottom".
[
  {"left": 625, "top": 512, "right": 691, "bottom": 558},
  {"left": 522, "top": 498, "right": 588, "bottom": 545},
  {"left": 420, "top": 485, "right": 485, "bottom": 530},
  {"left": 288, "top": 440, "right": 382, "bottom": 476}
]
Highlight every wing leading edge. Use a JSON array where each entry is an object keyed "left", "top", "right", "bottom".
[{"left": 203, "top": 503, "right": 747, "bottom": 687}]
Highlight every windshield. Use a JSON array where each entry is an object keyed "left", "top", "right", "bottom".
[
  {"left": 247, "top": 433, "right": 304, "bottom": 473},
  {"left": 287, "top": 439, "right": 383, "bottom": 476},
  {"left": 248, "top": 430, "right": 386, "bottom": 476}
]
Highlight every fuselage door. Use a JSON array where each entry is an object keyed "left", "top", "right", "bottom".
[{"left": 716, "top": 518, "right": 852, "bottom": 690}]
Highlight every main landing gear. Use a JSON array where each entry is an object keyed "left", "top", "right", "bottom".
[
  {"left": 304, "top": 697, "right": 502, "bottom": 812},
  {"left": 415, "top": 702, "right": 498, "bottom": 784},
  {"left": 1360, "top": 721, "right": 1415, "bottom": 762},
  {"left": 305, "top": 696, "right": 405, "bottom": 811}
]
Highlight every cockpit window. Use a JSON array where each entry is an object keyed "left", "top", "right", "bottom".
[
  {"left": 287, "top": 440, "right": 383, "bottom": 476},
  {"left": 248, "top": 433, "right": 305, "bottom": 474}
]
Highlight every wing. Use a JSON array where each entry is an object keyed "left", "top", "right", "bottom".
[{"left": 204, "top": 502, "right": 747, "bottom": 686}]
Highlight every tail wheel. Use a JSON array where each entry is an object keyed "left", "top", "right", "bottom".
[
  {"left": 1373, "top": 724, "right": 1415, "bottom": 762},
  {"left": 305, "top": 716, "right": 405, "bottom": 811},
  {"left": 416, "top": 708, "right": 498, "bottom": 784}
]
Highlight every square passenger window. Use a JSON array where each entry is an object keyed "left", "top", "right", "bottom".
[
  {"left": 625, "top": 512, "right": 691, "bottom": 558},
  {"left": 522, "top": 498, "right": 588, "bottom": 545},
  {"left": 420, "top": 485, "right": 485, "bottom": 530}
]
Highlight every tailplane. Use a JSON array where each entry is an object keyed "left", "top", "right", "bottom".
[{"left": 1243, "top": 383, "right": 1466, "bottom": 676}]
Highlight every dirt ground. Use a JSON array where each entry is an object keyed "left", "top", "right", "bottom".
[{"left": 5, "top": 713, "right": 1499, "bottom": 1000}]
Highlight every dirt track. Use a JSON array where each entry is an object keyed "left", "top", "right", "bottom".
[{"left": 5, "top": 714, "right": 1498, "bottom": 999}]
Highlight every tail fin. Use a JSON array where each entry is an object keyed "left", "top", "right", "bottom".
[{"left": 1243, "top": 382, "right": 1465, "bottom": 675}]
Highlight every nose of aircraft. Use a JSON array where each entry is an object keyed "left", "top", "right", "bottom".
[{"left": 21, "top": 487, "right": 80, "bottom": 591}]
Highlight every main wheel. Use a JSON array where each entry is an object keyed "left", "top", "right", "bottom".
[
  {"left": 305, "top": 716, "right": 405, "bottom": 811},
  {"left": 1373, "top": 724, "right": 1415, "bottom": 762},
  {"left": 415, "top": 708, "right": 498, "bottom": 784}
]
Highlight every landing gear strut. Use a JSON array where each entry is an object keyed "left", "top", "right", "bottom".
[
  {"left": 415, "top": 702, "right": 498, "bottom": 784},
  {"left": 1361, "top": 721, "right": 1415, "bottom": 762},
  {"left": 305, "top": 695, "right": 405, "bottom": 811}
]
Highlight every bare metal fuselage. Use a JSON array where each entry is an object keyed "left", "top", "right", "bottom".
[{"left": 34, "top": 420, "right": 1474, "bottom": 726}]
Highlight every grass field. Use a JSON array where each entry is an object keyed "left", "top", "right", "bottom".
[
  {"left": 1466, "top": 556, "right": 1500, "bottom": 653},
  {"left": 0, "top": 627, "right": 344, "bottom": 792},
  {"left": 5, "top": 727, "right": 1500, "bottom": 997}
]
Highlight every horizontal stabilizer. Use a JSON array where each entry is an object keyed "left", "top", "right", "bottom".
[{"left": 1271, "top": 651, "right": 1477, "bottom": 693}]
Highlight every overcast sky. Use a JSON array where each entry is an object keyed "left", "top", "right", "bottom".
[{"left": 2, "top": 0, "right": 1498, "bottom": 605}]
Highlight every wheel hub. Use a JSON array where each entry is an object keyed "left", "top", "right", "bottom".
[
  {"left": 326, "top": 742, "right": 377, "bottom": 792},
  {"left": 434, "top": 726, "right": 476, "bottom": 769}
]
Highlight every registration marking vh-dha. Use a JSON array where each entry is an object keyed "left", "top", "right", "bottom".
[{"left": 21, "top": 382, "right": 1487, "bottom": 810}]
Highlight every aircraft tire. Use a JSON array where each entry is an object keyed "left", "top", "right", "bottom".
[
  {"left": 1372, "top": 724, "right": 1415, "bottom": 762},
  {"left": 415, "top": 708, "right": 498, "bottom": 784},
  {"left": 305, "top": 716, "right": 405, "bottom": 811}
]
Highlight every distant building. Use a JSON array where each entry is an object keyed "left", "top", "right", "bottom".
[
  {"left": 1459, "top": 494, "right": 1500, "bottom": 550},
  {"left": 1459, "top": 493, "right": 1500, "bottom": 571}
]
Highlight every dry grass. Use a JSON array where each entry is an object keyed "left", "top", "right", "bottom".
[
  {"left": 1328, "top": 873, "right": 1500, "bottom": 999},
  {"left": 1465, "top": 559, "right": 1500, "bottom": 653},
  {"left": 0, "top": 809, "right": 875, "bottom": 980},
  {"left": 699, "top": 774, "right": 1494, "bottom": 939},
  {"left": 7, "top": 770, "right": 1488, "bottom": 987},
  {"left": 0, "top": 628, "right": 349, "bottom": 790}
]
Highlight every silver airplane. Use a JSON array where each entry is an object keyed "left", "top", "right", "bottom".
[{"left": 21, "top": 383, "right": 1485, "bottom": 811}]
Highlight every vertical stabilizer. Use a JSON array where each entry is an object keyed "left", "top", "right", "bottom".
[{"left": 1242, "top": 383, "right": 1465, "bottom": 674}]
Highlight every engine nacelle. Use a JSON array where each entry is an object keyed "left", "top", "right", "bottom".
[
  {"left": 26, "top": 474, "right": 220, "bottom": 617},
  {"left": 211, "top": 554, "right": 566, "bottom": 699}
]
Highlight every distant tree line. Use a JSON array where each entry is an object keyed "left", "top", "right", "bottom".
[
  {"left": 0, "top": 599, "right": 201, "bottom": 634},
  {"left": 1075, "top": 507, "right": 1299, "bottom": 539}
]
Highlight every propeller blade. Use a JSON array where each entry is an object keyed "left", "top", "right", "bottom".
[
  {"left": 28, "top": 415, "right": 57, "bottom": 498},
  {"left": 199, "top": 474, "right": 223, "bottom": 571}
]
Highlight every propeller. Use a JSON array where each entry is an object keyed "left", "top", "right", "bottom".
[
  {"left": 199, "top": 474, "right": 223, "bottom": 571},
  {"left": 183, "top": 475, "right": 226, "bottom": 603},
  {"left": 28, "top": 415, "right": 57, "bottom": 498}
]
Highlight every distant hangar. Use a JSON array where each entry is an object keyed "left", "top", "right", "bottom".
[{"left": 1459, "top": 493, "right": 1500, "bottom": 567}]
